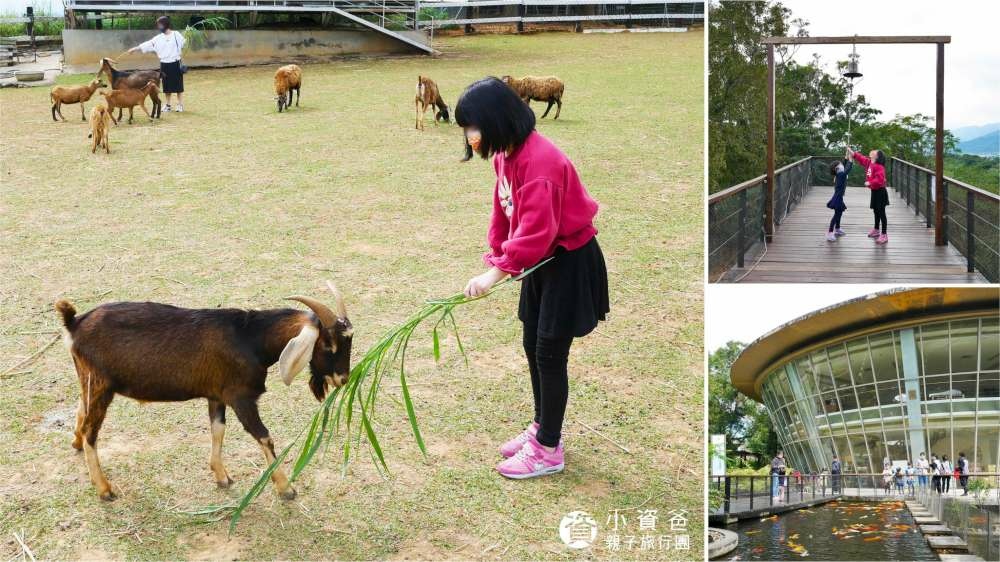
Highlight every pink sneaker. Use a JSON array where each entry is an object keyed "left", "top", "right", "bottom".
[
  {"left": 867, "top": 228, "right": 880, "bottom": 238},
  {"left": 499, "top": 422, "right": 539, "bottom": 458},
  {"left": 496, "top": 435, "right": 564, "bottom": 479},
  {"left": 876, "top": 233, "right": 888, "bottom": 244}
]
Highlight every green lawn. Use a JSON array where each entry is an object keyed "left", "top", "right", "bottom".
[{"left": 0, "top": 31, "right": 704, "bottom": 560}]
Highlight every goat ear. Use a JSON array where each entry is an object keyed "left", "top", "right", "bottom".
[{"left": 278, "top": 324, "right": 319, "bottom": 386}]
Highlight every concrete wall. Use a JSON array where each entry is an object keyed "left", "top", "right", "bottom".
[{"left": 63, "top": 29, "right": 428, "bottom": 72}]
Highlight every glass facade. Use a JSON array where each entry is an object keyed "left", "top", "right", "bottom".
[{"left": 758, "top": 316, "right": 1000, "bottom": 474}]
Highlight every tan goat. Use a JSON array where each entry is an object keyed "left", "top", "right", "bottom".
[
  {"left": 274, "top": 64, "right": 302, "bottom": 113},
  {"left": 100, "top": 81, "right": 159, "bottom": 125},
  {"left": 501, "top": 75, "right": 565, "bottom": 119},
  {"left": 414, "top": 75, "right": 450, "bottom": 130},
  {"left": 87, "top": 104, "right": 112, "bottom": 154},
  {"left": 51, "top": 78, "right": 107, "bottom": 122}
]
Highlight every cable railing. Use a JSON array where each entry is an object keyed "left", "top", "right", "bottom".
[
  {"left": 890, "top": 157, "right": 999, "bottom": 283},
  {"left": 707, "top": 156, "right": 810, "bottom": 280}
]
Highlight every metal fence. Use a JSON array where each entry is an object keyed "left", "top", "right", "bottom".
[
  {"left": 915, "top": 473, "right": 1000, "bottom": 561},
  {"left": 890, "top": 157, "right": 1000, "bottom": 283},
  {"left": 417, "top": 0, "right": 704, "bottom": 29},
  {"left": 707, "top": 157, "right": 810, "bottom": 280},
  {"left": 710, "top": 473, "right": 837, "bottom": 517}
]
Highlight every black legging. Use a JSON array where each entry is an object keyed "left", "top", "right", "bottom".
[
  {"left": 829, "top": 209, "right": 844, "bottom": 232},
  {"left": 873, "top": 207, "right": 888, "bottom": 234},
  {"left": 523, "top": 322, "right": 573, "bottom": 447}
]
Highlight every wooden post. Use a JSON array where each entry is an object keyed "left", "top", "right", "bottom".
[
  {"left": 765, "top": 44, "right": 776, "bottom": 242},
  {"left": 934, "top": 43, "right": 945, "bottom": 245}
]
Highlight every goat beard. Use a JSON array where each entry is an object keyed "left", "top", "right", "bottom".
[{"left": 308, "top": 369, "right": 328, "bottom": 401}]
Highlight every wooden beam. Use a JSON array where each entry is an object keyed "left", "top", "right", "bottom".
[
  {"left": 765, "top": 43, "right": 775, "bottom": 242},
  {"left": 762, "top": 36, "right": 951, "bottom": 45},
  {"left": 935, "top": 43, "right": 946, "bottom": 245}
]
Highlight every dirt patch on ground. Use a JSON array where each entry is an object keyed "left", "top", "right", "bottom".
[
  {"left": 391, "top": 530, "right": 487, "bottom": 561},
  {"left": 181, "top": 531, "right": 244, "bottom": 561}
]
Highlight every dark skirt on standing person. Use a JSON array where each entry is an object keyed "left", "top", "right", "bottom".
[
  {"left": 160, "top": 61, "right": 183, "bottom": 94},
  {"left": 518, "top": 237, "right": 610, "bottom": 339},
  {"left": 870, "top": 188, "right": 889, "bottom": 209}
]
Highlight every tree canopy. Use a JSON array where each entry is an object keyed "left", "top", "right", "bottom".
[
  {"left": 708, "top": 341, "right": 777, "bottom": 467},
  {"left": 707, "top": 0, "right": 992, "bottom": 193}
]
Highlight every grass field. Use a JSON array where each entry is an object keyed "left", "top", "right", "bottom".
[{"left": 0, "top": 31, "right": 704, "bottom": 560}]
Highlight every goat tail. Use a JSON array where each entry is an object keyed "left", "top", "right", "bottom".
[{"left": 55, "top": 300, "right": 77, "bottom": 330}]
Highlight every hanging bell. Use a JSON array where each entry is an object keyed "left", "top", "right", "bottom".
[{"left": 844, "top": 59, "right": 862, "bottom": 79}]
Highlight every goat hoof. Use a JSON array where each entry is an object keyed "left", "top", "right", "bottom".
[
  {"left": 216, "top": 476, "right": 234, "bottom": 489},
  {"left": 279, "top": 487, "right": 297, "bottom": 501},
  {"left": 99, "top": 490, "right": 117, "bottom": 502},
  {"left": 71, "top": 439, "right": 83, "bottom": 451}
]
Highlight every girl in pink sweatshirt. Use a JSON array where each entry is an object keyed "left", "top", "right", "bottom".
[
  {"left": 455, "top": 77, "right": 609, "bottom": 479},
  {"left": 851, "top": 147, "right": 889, "bottom": 244}
]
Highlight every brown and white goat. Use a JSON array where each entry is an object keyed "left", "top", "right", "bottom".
[
  {"left": 100, "top": 81, "right": 160, "bottom": 125},
  {"left": 274, "top": 64, "right": 302, "bottom": 113},
  {"left": 88, "top": 104, "right": 112, "bottom": 154},
  {"left": 501, "top": 75, "right": 565, "bottom": 119},
  {"left": 414, "top": 75, "right": 450, "bottom": 130},
  {"left": 56, "top": 283, "right": 354, "bottom": 502},
  {"left": 50, "top": 78, "right": 107, "bottom": 122},
  {"left": 97, "top": 57, "right": 162, "bottom": 120}
]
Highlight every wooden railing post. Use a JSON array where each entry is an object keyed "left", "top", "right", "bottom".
[
  {"left": 737, "top": 189, "right": 747, "bottom": 268},
  {"left": 914, "top": 162, "right": 921, "bottom": 216},
  {"left": 966, "top": 190, "right": 975, "bottom": 273},
  {"left": 942, "top": 180, "right": 949, "bottom": 245},
  {"left": 925, "top": 171, "right": 933, "bottom": 227}
]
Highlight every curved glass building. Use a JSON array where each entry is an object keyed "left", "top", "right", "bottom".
[{"left": 731, "top": 288, "right": 999, "bottom": 475}]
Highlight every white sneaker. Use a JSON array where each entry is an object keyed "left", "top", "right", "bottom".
[
  {"left": 826, "top": 232, "right": 837, "bottom": 242},
  {"left": 175, "top": 105, "right": 184, "bottom": 113},
  {"left": 163, "top": 105, "right": 172, "bottom": 112}
]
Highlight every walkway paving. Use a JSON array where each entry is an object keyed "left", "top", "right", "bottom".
[{"left": 730, "top": 186, "right": 987, "bottom": 283}]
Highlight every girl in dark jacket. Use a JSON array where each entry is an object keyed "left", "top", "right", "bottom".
[{"left": 826, "top": 157, "right": 852, "bottom": 241}]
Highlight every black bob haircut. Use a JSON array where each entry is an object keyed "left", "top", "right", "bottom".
[
  {"left": 874, "top": 150, "right": 886, "bottom": 166},
  {"left": 455, "top": 77, "right": 535, "bottom": 159}
]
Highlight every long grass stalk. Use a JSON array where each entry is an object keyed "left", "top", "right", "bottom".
[{"left": 194, "top": 260, "right": 550, "bottom": 532}]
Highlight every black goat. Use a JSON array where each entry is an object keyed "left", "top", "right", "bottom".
[{"left": 56, "top": 282, "right": 353, "bottom": 501}]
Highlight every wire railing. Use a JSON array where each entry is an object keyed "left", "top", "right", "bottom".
[
  {"left": 706, "top": 157, "right": 810, "bottom": 280},
  {"left": 890, "top": 157, "right": 999, "bottom": 283}
]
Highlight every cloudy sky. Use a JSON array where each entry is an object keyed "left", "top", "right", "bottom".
[
  {"left": 706, "top": 284, "right": 906, "bottom": 352},
  {"left": 781, "top": 0, "right": 1000, "bottom": 130}
]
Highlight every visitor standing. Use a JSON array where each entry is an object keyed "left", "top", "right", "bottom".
[
  {"left": 771, "top": 451, "right": 787, "bottom": 502},
  {"left": 916, "top": 452, "right": 930, "bottom": 490},
  {"left": 831, "top": 455, "right": 842, "bottom": 494},
  {"left": 941, "top": 455, "right": 953, "bottom": 494},
  {"left": 958, "top": 452, "right": 969, "bottom": 496}
]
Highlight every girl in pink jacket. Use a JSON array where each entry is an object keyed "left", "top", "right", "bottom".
[
  {"left": 851, "top": 147, "right": 889, "bottom": 244},
  {"left": 455, "top": 77, "right": 609, "bottom": 479}
]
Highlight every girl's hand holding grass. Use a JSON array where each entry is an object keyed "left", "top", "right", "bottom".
[{"left": 464, "top": 267, "right": 508, "bottom": 297}]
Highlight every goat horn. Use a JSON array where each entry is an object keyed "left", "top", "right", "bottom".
[
  {"left": 325, "top": 281, "right": 348, "bottom": 319},
  {"left": 286, "top": 295, "right": 338, "bottom": 329}
]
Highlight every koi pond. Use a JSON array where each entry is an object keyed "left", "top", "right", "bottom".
[{"left": 726, "top": 500, "right": 938, "bottom": 561}]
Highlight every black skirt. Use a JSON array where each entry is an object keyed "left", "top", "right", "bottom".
[
  {"left": 870, "top": 188, "right": 889, "bottom": 209},
  {"left": 160, "top": 61, "right": 184, "bottom": 94},
  {"left": 518, "top": 236, "right": 610, "bottom": 339}
]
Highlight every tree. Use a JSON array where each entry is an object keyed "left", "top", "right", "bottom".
[
  {"left": 709, "top": 0, "right": 977, "bottom": 192},
  {"left": 708, "top": 341, "right": 777, "bottom": 467}
]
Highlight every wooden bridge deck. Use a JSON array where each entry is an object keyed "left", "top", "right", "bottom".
[{"left": 729, "top": 186, "right": 987, "bottom": 283}]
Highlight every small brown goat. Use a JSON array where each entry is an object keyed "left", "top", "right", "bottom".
[
  {"left": 414, "top": 75, "right": 450, "bottom": 130},
  {"left": 501, "top": 75, "right": 565, "bottom": 119},
  {"left": 50, "top": 78, "right": 107, "bottom": 122},
  {"left": 100, "top": 81, "right": 159, "bottom": 125},
  {"left": 274, "top": 64, "right": 302, "bottom": 113},
  {"left": 87, "top": 104, "right": 112, "bottom": 154},
  {"left": 96, "top": 57, "right": 162, "bottom": 120},
  {"left": 56, "top": 282, "right": 354, "bottom": 502}
]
